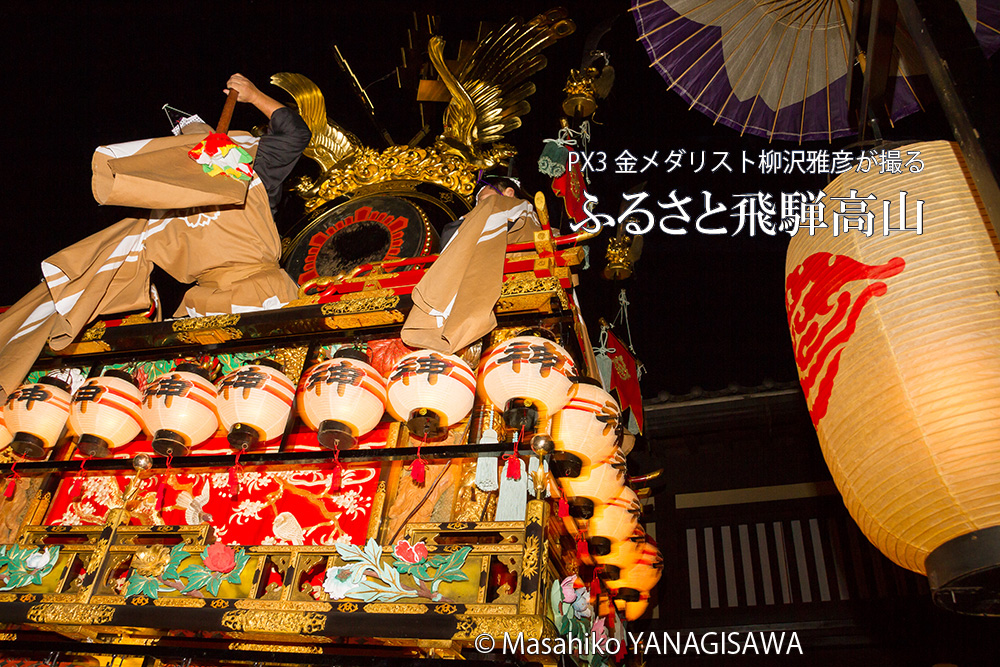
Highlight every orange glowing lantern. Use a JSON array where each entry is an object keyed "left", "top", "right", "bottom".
[
  {"left": 587, "top": 486, "right": 641, "bottom": 556},
  {"left": 4, "top": 376, "right": 72, "bottom": 458},
  {"left": 605, "top": 542, "right": 662, "bottom": 598},
  {"left": 557, "top": 449, "right": 627, "bottom": 516},
  {"left": 785, "top": 141, "right": 1000, "bottom": 610},
  {"left": 68, "top": 370, "right": 143, "bottom": 457},
  {"left": 216, "top": 359, "right": 295, "bottom": 451},
  {"left": 595, "top": 530, "right": 647, "bottom": 579},
  {"left": 387, "top": 350, "right": 476, "bottom": 437},
  {"left": 551, "top": 377, "right": 620, "bottom": 468},
  {"left": 141, "top": 363, "right": 219, "bottom": 457},
  {"left": 479, "top": 335, "right": 576, "bottom": 431},
  {"left": 297, "top": 349, "right": 386, "bottom": 449}
]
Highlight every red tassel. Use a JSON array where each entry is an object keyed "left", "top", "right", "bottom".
[
  {"left": 590, "top": 570, "right": 601, "bottom": 600},
  {"left": 411, "top": 457, "right": 426, "bottom": 485},
  {"left": 331, "top": 464, "right": 342, "bottom": 492},
  {"left": 607, "top": 608, "right": 615, "bottom": 631},
  {"left": 505, "top": 456, "right": 521, "bottom": 481},
  {"left": 577, "top": 538, "right": 589, "bottom": 560},
  {"left": 4, "top": 461, "right": 20, "bottom": 500},
  {"left": 558, "top": 496, "right": 569, "bottom": 518},
  {"left": 228, "top": 466, "right": 239, "bottom": 500},
  {"left": 69, "top": 477, "right": 83, "bottom": 499},
  {"left": 156, "top": 479, "right": 166, "bottom": 512}
]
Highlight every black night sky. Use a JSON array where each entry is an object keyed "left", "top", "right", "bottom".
[{"left": 2, "top": 1, "right": 958, "bottom": 398}]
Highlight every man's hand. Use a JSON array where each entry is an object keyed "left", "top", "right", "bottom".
[{"left": 224, "top": 73, "right": 284, "bottom": 119}]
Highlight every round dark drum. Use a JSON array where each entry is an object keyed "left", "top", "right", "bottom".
[{"left": 283, "top": 196, "right": 435, "bottom": 285}]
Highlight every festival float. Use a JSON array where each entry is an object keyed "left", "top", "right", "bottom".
[{"left": 0, "top": 8, "right": 657, "bottom": 664}]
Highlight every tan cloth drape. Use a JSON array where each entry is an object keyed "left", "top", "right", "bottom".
[
  {"left": 0, "top": 133, "right": 298, "bottom": 398},
  {"left": 402, "top": 195, "right": 540, "bottom": 353}
]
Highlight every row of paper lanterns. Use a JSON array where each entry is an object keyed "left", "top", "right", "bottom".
[
  {"left": 1, "top": 335, "right": 600, "bottom": 459},
  {"left": 1, "top": 333, "right": 660, "bottom": 613},
  {"left": 550, "top": 377, "right": 662, "bottom": 620}
]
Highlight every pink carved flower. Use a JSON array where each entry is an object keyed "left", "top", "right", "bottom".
[
  {"left": 393, "top": 539, "right": 428, "bottom": 564},
  {"left": 203, "top": 542, "right": 237, "bottom": 574},
  {"left": 561, "top": 574, "right": 580, "bottom": 603}
]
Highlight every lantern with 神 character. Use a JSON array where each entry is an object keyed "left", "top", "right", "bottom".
[
  {"left": 216, "top": 359, "right": 296, "bottom": 451},
  {"left": 387, "top": 350, "right": 476, "bottom": 438},
  {"left": 479, "top": 335, "right": 576, "bottom": 431},
  {"left": 587, "top": 486, "right": 641, "bottom": 556},
  {"left": 551, "top": 377, "right": 620, "bottom": 472},
  {"left": 4, "top": 376, "right": 72, "bottom": 458},
  {"left": 68, "top": 370, "right": 144, "bottom": 458},
  {"left": 141, "top": 363, "right": 219, "bottom": 457},
  {"left": 297, "top": 349, "right": 387, "bottom": 450},
  {"left": 557, "top": 449, "right": 627, "bottom": 519}
]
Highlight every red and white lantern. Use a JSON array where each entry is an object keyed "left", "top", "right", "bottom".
[
  {"left": 387, "top": 350, "right": 476, "bottom": 437},
  {"left": 4, "top": 376, "right": 72, "bottom": 458},
  {"left": 69, "top": 370, "right": 143, "bottom": 457},
  {"left": 141, "top": 363, "right": 219, "bottom": 457},
  {"left": 297, "top": 349, "right": 386, "bottom": 449},
  {"left": 558, "top": 449, "right": 627, "bottom": 515},
  {"left": 216, "top": 359, "right": 295, "bottom": 450},
  {"left": 551, "top": 378, "right": 620, "bottom": 468},
  {"left": 479, "top": 335, "right": 576, "bottom": 430},
  {"left": 587, "top": 486, "right": 641, "bottom": 555}
]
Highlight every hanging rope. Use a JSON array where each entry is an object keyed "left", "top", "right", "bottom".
[{"left": 612, "top": 289, "right": 645, "bottom": 380}]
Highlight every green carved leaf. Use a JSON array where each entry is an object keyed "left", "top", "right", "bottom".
[
  {"left": 124, "top": 573, "right": 159, "bottom": 599},
  {"left": 179, "top": 564, "right": 214, "bottom": 593},
  {"left": 162, "top": 543, "right": 188, "bottom": 581},
  {"left": 429, "top": 546, "right": 472, "bottom": 585},
  {"left": 224, "top": 548, "right": 250, "bottom": 585}
]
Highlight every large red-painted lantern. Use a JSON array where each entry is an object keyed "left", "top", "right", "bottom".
[
  {"left": 297, "top": 349, "right": 386, "bottom": 450},
  {"left": 785, "top": 141, "right": 1000, "bottom": 611},
  {"left": 68, "top": 370, "right": 143, "bottom": 457},
  {"left": 479, "top": 335, "right": 576, "bottom": 431},
  {"left": 216, "top": 359, "right": 295, "bottom": 451},
  {"left": 387, "top": 350, "right": 476, "bottom": 437},
  {"left": 4, "top": 376, "right": 72, "bottom": 458},
  {"left": 141, "top": 363, "right": 219, "bottom": 457}
]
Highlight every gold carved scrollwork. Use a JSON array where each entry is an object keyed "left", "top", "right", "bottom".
[
  {"left": 451, "top": 614, "right": 553, "bottom": 641},
  {"left": 321, "top": 294, "right": 400, "bottom": 316},
  {"left": 171, "top": 314, "right": 241, "bottom": 332},
  {"left": 272, "top": 346, "right": 309, "bottom": 384},
  {"left": 519, "top": 591, "right": 538, "bottom": 615},
  {"left": 521, "top": 536, "right": 539, "bottom": 579},
  {"left": 500, "top": 276, "right": 568, "bottom": 309},
  {"left": 153, "top": 598, "right": 205, "bottom": 608},
  {"left": 362, "top": 603, "right": 428, "bottom": 614},
  {"left": 221, "top": 610, "right": 327, "bottom": 634},
  {"left": 27, "top": 604, "right": 116, "bottom": 625},
  {"left": 230, "top": 643, "right": 322, "bottom": 654},
  {"left": 309, "top": 145, "right": 478, "bottom": 208},
  {"left": 81, "top": 321, "right": 106, "bottom": 341}
]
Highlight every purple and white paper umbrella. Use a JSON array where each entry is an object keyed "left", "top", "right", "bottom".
[{"left": 632, "top": 0, "right": 1000, "bottom": 142}]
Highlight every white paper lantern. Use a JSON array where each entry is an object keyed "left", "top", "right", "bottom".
[
  {"left": 785, "top": 141, "right": 1000, "bottom": 602},
  {"left": 4, "top": 376, "right": 72, "bottom": 458},
  {"left": 0, "top": 413, "right": 11, "bottom": 449},
  {"left": 588, "top": 486, "right": 641, "bottom": 556},
  {"left": 559, "top": 449, "right": 627, "bottom": 511},
  {"left": 141, "top": 364, "right": 219, "bottom": 457},
  {"left": 479, "top": 335, "right": 577, "bottom": 430},
  {"left": 69, "top": 370, "right": 143, "bottom": 457},
  {"left": 216, "top": 359, "right": 295, "bottom": 450},
  {"left": 297, "top": 349, "right": 386, "bottom": 449},
  {"left": 387, "top": 350, "right": 476, "bottom": 437},
  {"left": 551, "top": 377, "right": 620, "bottom": 468}
]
